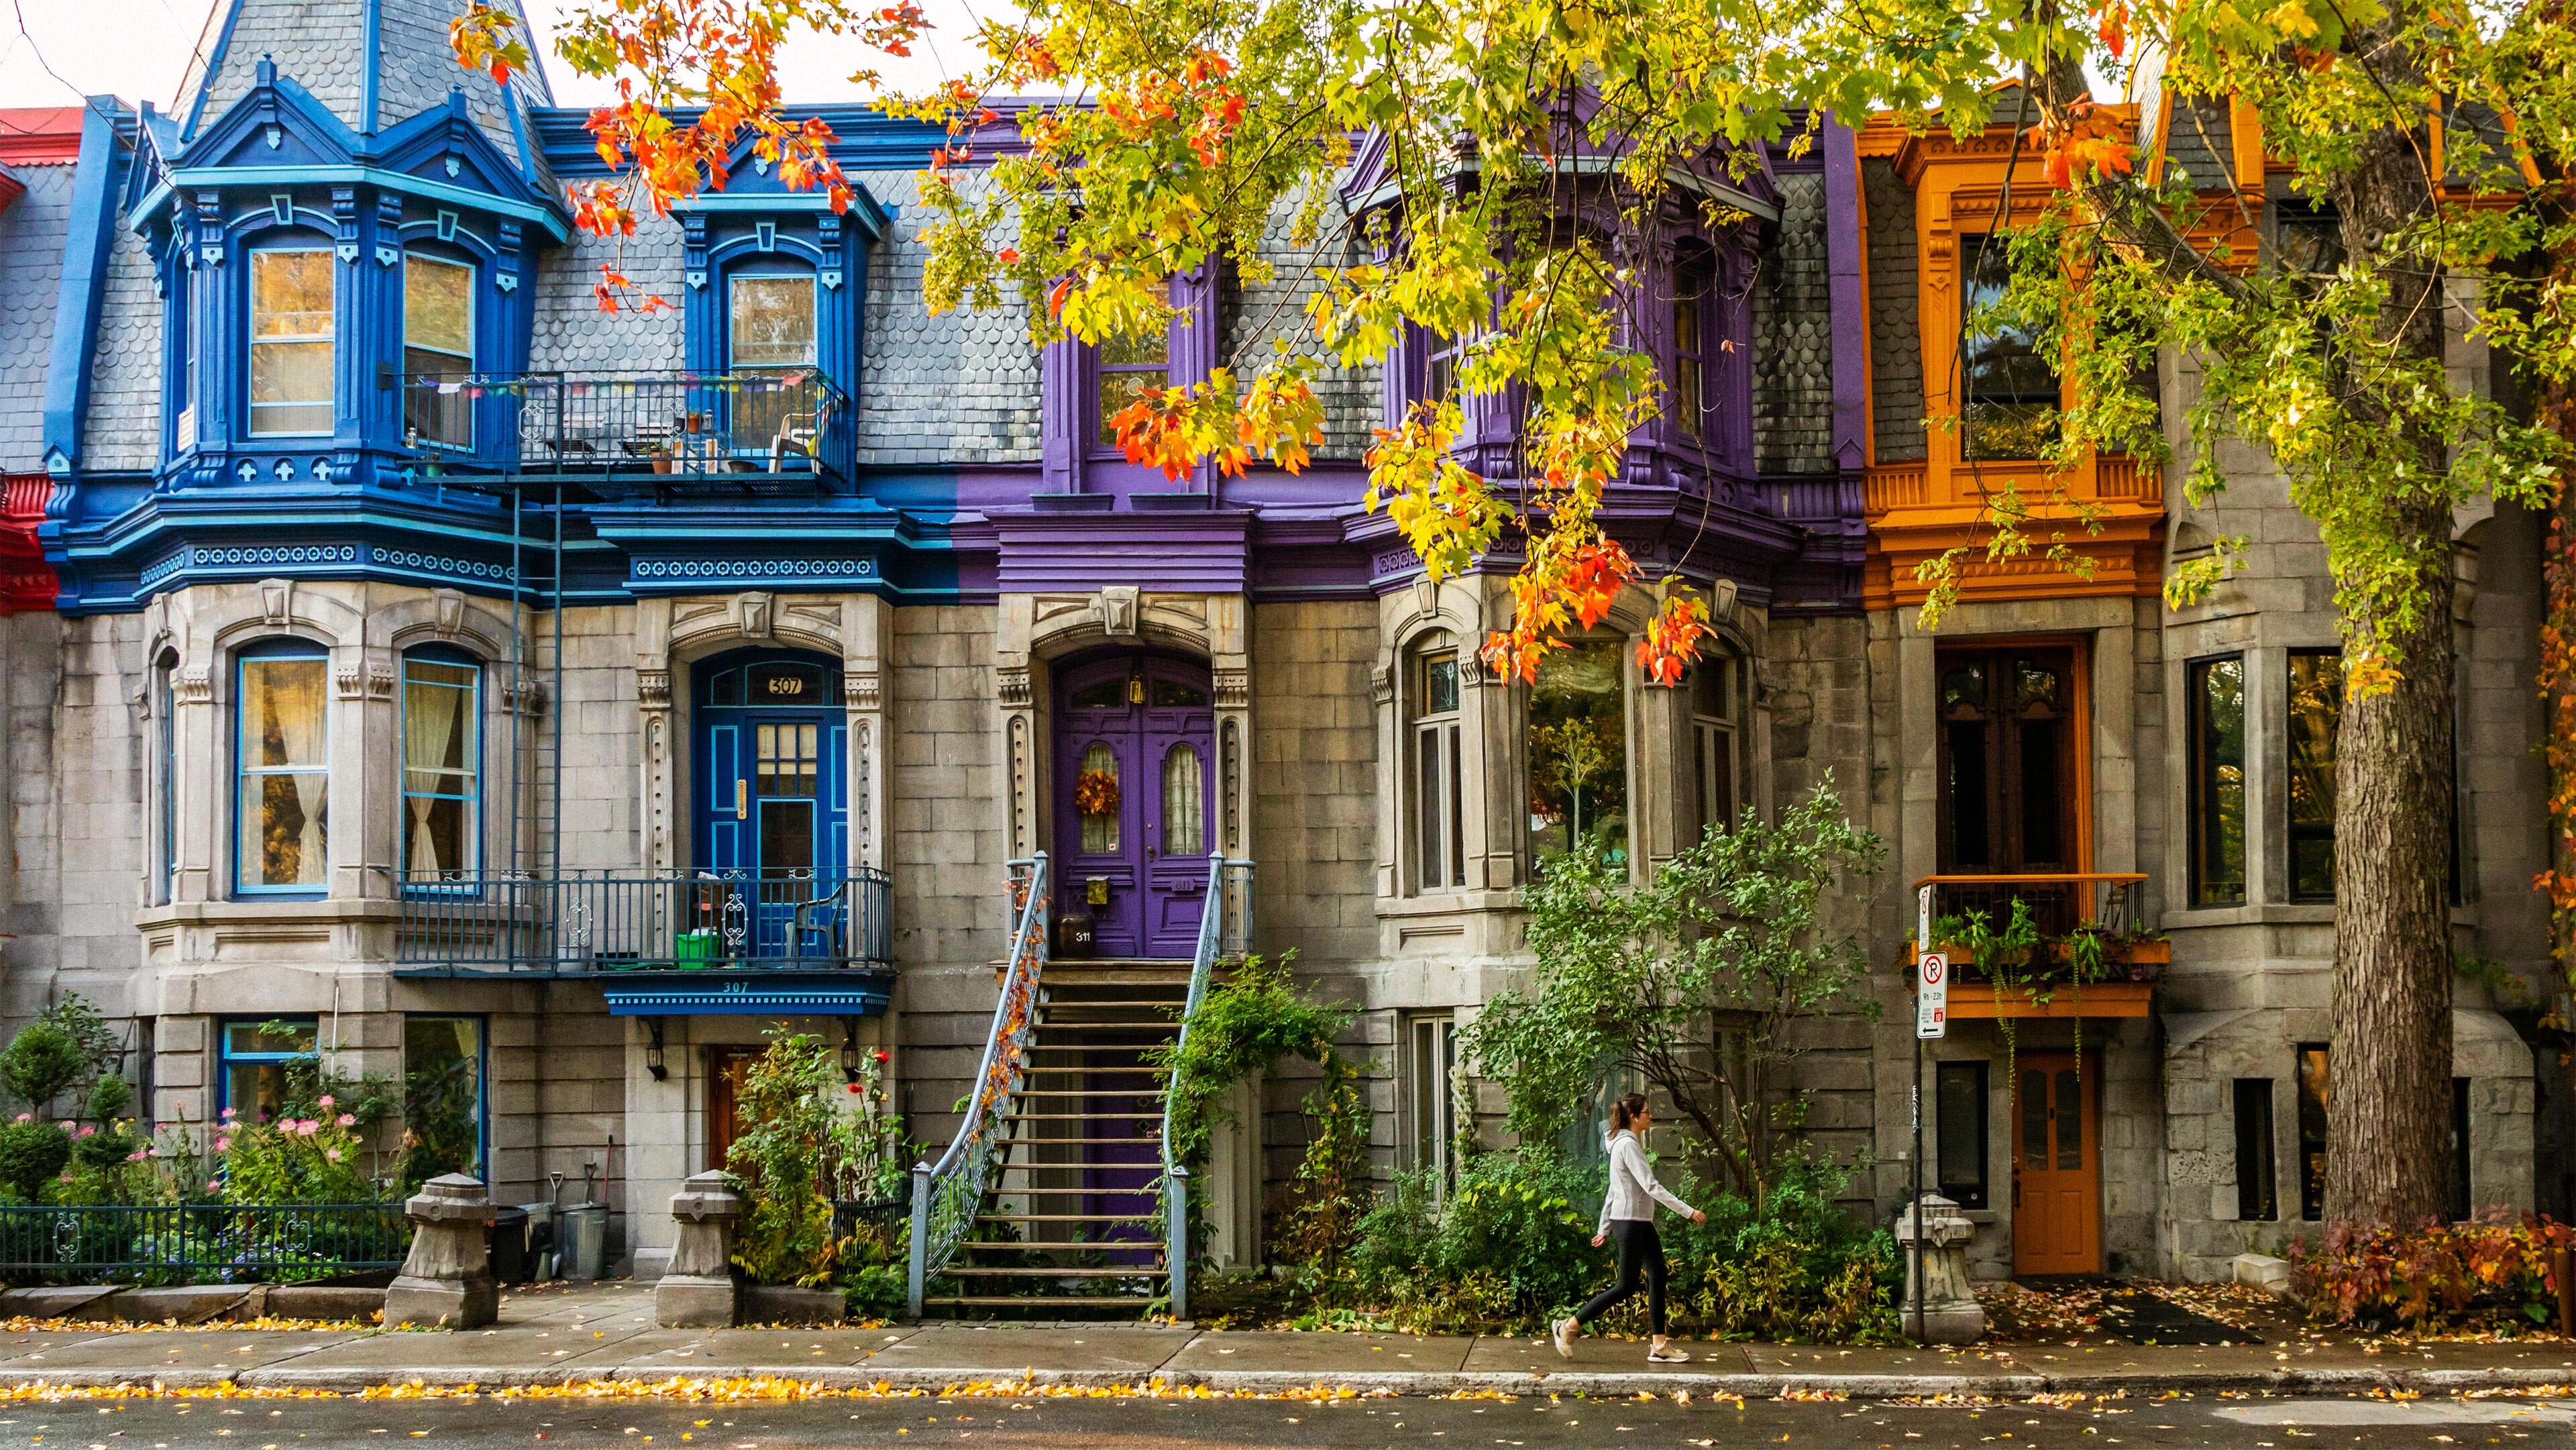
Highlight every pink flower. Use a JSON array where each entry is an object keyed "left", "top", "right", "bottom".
[
  {"left": 125, "top": 1150, "right": 146, "bottom": 1161},
  {"left": 56, "top": 1120, "right": 73, "bottom": 1131},
  {"left": 317, "top": 1095, "right": 335, "bottom": 1109},
  {"left": 213, "top": 1137, "right": 231, "bottom": 1152},
  {"left": 219, "top": 1107, "right": 237, "bottom": 1121},
  {"left": 295, "top": 1120, "right": 319, "bottom": 1136},
  {"left": 336, "top": 1114, "right": 355, "bottom": 1128},
  {"left": 11, "top": 1114, "right": 25, "bottom": 1124},
  {"left": 75, "top": 1126, "right": 95, "bottom": 1138},
  {"left": 325, "top": 1147, "right": 342, "bottom": 1162}
]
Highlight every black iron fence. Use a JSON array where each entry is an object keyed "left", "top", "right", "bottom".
[
  {"left": 1916, "top": 872, "right": 2150, "bottom": 943},
  {"left": 398, "top": 370, "right": 846, "bottom": 481},
  {"left": 0, "top": 1202, "right": 409, "bottom": 1285},
  {"left": 396, "top": 867, "right": 894, "bottom": 973}
]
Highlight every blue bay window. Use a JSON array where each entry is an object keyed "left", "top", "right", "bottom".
[
  {"left": 402, "top": 252, "right": 476, "bottom": 449},
  {"left": 247, "top": 246, "right": 336, "bottom": 437},
  {"left": 400, "top": 647, "right": 482, "bottom": 886},
  {"left": 218, "top": 1018, "right": 318, "bottom": 1123},
  {"left": 235, "top": 641, "right": 331, "bottom": 895}
]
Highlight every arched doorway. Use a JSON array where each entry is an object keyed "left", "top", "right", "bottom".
[{"left": 1053, "top": 654, "right": 1216, "bottom": 957}]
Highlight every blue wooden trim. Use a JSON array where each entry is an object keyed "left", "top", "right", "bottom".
[
  {"left": 182, "top": 0, "right": 250, "bottom": 142},
  {"left": 163, "top": 166, "right": 571, "bottom": 240},
  {"left": 362, "top": 0, "right": 384, "bottom": 134},
  {"left": 42, "top": 99, "right": 127, "bottom": 478},
  {"left": 233, "top": 640, "right": 334, "bottom": 900},
  {"left": 674, "top": 191, "right": 890, "bottom": 238},
  {"left": 602, "top": 974, "right": 894, "bottom": 1016}
]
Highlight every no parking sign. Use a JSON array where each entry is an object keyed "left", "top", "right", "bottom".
[{"left": 1916, "top": 952, "right": 1949, "bottom": 1039}]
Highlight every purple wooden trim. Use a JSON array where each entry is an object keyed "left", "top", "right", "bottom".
[
  {"left": 991, "top": 509, "right": 1251, "bottom": 593},
  {"left": 1040, "top": 331, "right": 1083, "bottom": 495},
  {"left": 1820, "top": 115, "right": 1869, "bottom": 477}
]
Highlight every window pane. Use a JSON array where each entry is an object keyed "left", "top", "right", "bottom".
[
  {"left": 250, "top": 252, "right": 334, "bottom": 437},
  {"left": 242, "top": 770, "right": 328, "bottom": 887},
  {"left": 2020, "top": 1071, "right": 2047, "bottom": 1169},
  {"left": 1096, "top": 368, "right": 1161, "bottom": 448},
  {"left": 1150, "top": 678, "right": 1209, "bottom": 707},
  {"left": 2233, "top": 1078, "right": 2277, "bottom": 1221},
  {"left": 1098, "top": 329, "right": 1167, "bottom": 368},
  {"left": 241, "top": 655, "right": 328, "bottom": 889},
  {"left": 2288, "top": 652, "right": 2342, "bottom": 901},
  {"left": 1419, "top": 653, "right": 1460, "bottom": 719},
  {"left": 225, "top": 1021, "right": 317, "bottom": 1057},
  {"left": 730, "top": 275, "right": 817, "bottom": 368},
  {"left": 1935, "top": 1061, "right": 1987, "bottom": 1208},
  {"left": 1962, "top": 236, "right": 2059, "bottom": 460},
  {"left": 2296, "top": 1045, "right": 2329, "bottom": 1221},
  {"left": 405, "top": 256, "right": 474, "bottom": 359},
  {"left": 1416, "top": 724, "right": 1446, "bottom": 888},
  {"left": 252, "top": 251, "right": 334, "bottom": 338},
  {"left": 244, "top": 657, "right": 327, "bottom": 768},
  {"left": 2055, "top": 1068, "right": 2082, "bottom": 1170},
  {"left": 1163, "top": 743, "right": 1204, "bottom": 857},
  {"left": 2190, "top": 657, "right": 2247, "bottom": 905},
  {"left": 1945, "top": 719, "right": 1990, "bottom": 868},
  {"left": 2018, "top": 716, "right": 2062, "bottom": 865},
  {"left": 1079, "top": 741, "right": 1119, "bottom": 854},
  {"left": 1527, "top": 639, "right": 1629, "bottom": 867},
  {"left": 403, "top": 1017, "right": 484, "bottom": 1186},
  {"left": 759, "top": 798, "right": 815, "bottom": 878}
]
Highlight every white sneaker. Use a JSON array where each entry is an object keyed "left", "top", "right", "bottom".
[
  {"left": 1552, "top": 1316, "right": 1577, "bottom": 1360},
  {"left": 1647, "top": 1343, "right": 1691, "bottom": 1363}
]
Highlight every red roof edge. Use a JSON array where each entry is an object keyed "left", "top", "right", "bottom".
[
  {"left": 0, "top": 107, "right": 86, "bottom": 166},
  {"left": 0, "top": 474, "right": 59, "bottom": 615}
]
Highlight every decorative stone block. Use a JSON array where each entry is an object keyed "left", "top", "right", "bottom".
[
  {"left": 2234, "top": 1252, "right": 2295, "bottom": 1300},
  {"left": 1893, "top": 1193, "right": 1986, "bottom": 1344},
  {"left": 657, "top": 1171, "right": 744, "bottom": 1328},
  {"left": 383, "top": 1174, "right": 498, "bottom": 1329}
]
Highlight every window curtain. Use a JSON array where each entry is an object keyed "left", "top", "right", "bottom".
[
  {"left": 1163, "top": 744, "right": 1203, "bottom": 857},
  {"left": 405, "top": 677, "right": 462, "bottom": 876}
]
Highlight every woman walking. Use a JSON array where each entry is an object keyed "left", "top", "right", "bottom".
[{"left": 1554, "top": 1092, "right": 1704, "bottom": 1363}]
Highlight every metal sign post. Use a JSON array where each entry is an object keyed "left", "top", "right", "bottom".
[{"left": 1911, "top": 947, "right": 1949, "bottom": 1343}]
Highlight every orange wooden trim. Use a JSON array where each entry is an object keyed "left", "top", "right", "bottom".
[{"left": 1946, "top": 982, "right": 2153, "bottom": 1019}]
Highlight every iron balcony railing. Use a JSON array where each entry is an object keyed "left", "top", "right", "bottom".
[
  {"left": 0, "top": 1202, "right": 410, "bottom": 1284},
  {"left": 1915, "top": 872, "right": 2151, "bottom": 945},
  {"left": 398, "top": 370, "right": 847, "bottom": 482},
  {"left": 395, "top": 866, "right": 892, "bottom": 974}
]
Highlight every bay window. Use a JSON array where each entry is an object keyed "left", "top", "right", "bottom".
[
  {"left": 2187, "top": 655, "right": 2247, "bottom": 907},
  {"left": 1410, "top": 637, "right": 1466, "bottom": 892},
  {"left": 1960, "top": 234, "right": 2058, "bottom": 461},
  {"left": 1527, "top": 639, "right": 1629, "bottom": 868},
  {"left": 248, "top": 248, "right": 335, "bottom": 437},
  {"left": 402, "top": 253, "right": 475, "bottom": 448},
  {"left": 236, "top": 645, "right": 329, "bottom": 893},
  {"left": 1692, "top": 650, "right": 1741, "bottom": 839},
  {"left": 1670, "top": 255, "right": 1712, "bottom": 444},
  {"left": 401, "top": 649, "right": 481, "bottom": 885}
]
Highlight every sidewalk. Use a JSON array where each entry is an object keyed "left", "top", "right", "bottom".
[{"left": 1, "top": 1283, "right": 2572, "bottom": 1398}]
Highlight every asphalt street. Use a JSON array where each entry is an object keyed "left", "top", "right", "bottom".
[{"left": 0, "top": 1391, "right": 2569, "bottom": 1449}]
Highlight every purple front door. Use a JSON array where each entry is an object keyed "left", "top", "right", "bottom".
[{"left": 1054, "top": 656, "right": 1216, "bottom": 958}]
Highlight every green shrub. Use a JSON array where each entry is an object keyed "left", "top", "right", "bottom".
[
  {"left": 85, "top": 1074, "right": 131, "bottom": 1123},
  {"left": 71, "top": 1127, "right": 137, "bottom": 1171},
  {"left": 0, "top": 1119, "right": 72, "bottom": 1196},
  {"left": 2290, "top": 1213, "right": 2576, "bottom": 1333},
  {"left": 726, "top": 1027, "right": 908, "bottom": 1287},
  {"left": 0, "top": 1023, "right": 85, "bottom": 1115}
]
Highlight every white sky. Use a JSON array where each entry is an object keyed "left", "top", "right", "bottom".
[{"left": 0, "top": 0, "right": 989, "bottom": 115}]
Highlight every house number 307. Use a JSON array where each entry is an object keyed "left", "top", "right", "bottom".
[{"left": 767, "top": 678, "right": 804, "bottom": 696}]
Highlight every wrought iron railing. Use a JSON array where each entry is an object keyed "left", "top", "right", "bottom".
[
  {"left": 1161, "top": 853, "right": 1253, "bottom": 1319},
  {"left": 0, "top": 1202, "right": 410, "bottom": 1284},
  {"left": 908, "top": 853, "right": 1049, "bottom": 1316},
  {"left": 1915, "top": 873, "right": 2151, "bottom": 946},
  {"left": 398, "top": 370, "right": 846, "bottom": 480},
  {"left": 394, "top": 867, "right": 892, "bottom": 973}
]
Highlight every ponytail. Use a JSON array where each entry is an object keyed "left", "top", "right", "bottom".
[{"left": 1608, "top": 1091, "right": 1650, "bottom": 1135}]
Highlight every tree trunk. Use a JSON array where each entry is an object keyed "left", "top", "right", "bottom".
[{"left": 2320, "top": 86, "right": 2457, "bottom": 1230}]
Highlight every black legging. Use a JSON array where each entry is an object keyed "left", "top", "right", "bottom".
[{"left": 1574, "top": 1219, "right": 1667, "bottom": 1336}]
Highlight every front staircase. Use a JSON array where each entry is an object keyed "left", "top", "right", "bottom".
[
  {"left": 928, "top": 962, "right": 1192, "bottom": 1312},
  {"left": 908, "top": 853, "right": 1252, "bottom": 1320}
]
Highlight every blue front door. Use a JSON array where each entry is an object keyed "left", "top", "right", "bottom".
[{"left": 696, "top": 652, "right": 848, "bottom": 960}]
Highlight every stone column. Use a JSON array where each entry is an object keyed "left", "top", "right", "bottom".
[
  {"left": 656, "top": 1170, "right": 743, "bottom": 1327},
  {"left": 1892, "top": 1192, "right": 1984, "bottom": 1344},
  {"left": 384, "top": 1174, "right": 499, "bottom": 1328},
  {"left": 1208, "top": 593, "right": 1251, "bottom": 859}
]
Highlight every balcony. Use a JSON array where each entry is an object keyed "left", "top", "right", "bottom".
[
  {"left": 394, "top": 867, "right": 892, "bottom": 992},
  {"left": 1908, "top": 872, "right": 2166, "bottom": 1020},
  {"left": 396, "top": 370, "right": 848, "bottom": 491}
]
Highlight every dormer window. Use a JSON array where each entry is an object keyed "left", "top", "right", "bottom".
[
  {"left": 1670, "top": 262, "right": 1709, "bottom": 444},
  {"left": 402, "top": 253, "right": 474, "bottom": 448},
  {"left": 731, "top": 273, "right": 817, "bottom": 444},
  {"left": 1424, "top": 330, "right": 1460, "bottom": 407},
  {"left": 248, "top": 247, "right": 335, "bottom": 437},
  {"left": 1961, "top": 234, "right": 2059, "bottom": 461},
  {"left": 1094, "top": 328, "right": 1168, "bottom": 447}
]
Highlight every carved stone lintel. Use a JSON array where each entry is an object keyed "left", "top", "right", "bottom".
[
  {"left": 657, "top": 1170, "right": 744, "bottom": 1328},
  {"left": 997, "top": 666, "right": 1032, "bottom": 709},
  {"left": 384, "top": 1174, "right": 498, "bottom": 1329},
  {"left": 1212, "top": 668, "right": 1249, "bottom": 711},
  {"left": 1411, "top": 574, "right": 1439, "bottom": 621},
  {"left": 1458, "top": 647, "right": 1491, "bottom": 689},
  {"left": 515, "top": 680, "right": 549, "bottom": 717},
  {"left": 1093, "top": 585, "right": 1140, "bottom": 637},
  {"left": 637, "top": 669, "right": 673, "bottom": 711},
  {"left": 334, "top": 665, "right": 390, "bottom": 700}
]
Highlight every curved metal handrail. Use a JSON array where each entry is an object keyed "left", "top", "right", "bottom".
[
  {"left": 906, "top": 852, "right": 1049, "bottom": 1316},
  {"left": 1159, "top": 853, "right": 1252, "bottom": 1320}
]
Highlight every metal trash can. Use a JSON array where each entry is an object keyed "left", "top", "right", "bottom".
[
  {"left": 517, "top": 1202, "right": 559, "bottom": 1281},
  {"left": 487, "top": 1206, "right": 532, "bottom": 1284},
  {"left": 561, "top": 1203, "right": 610, "bottom": 1281}
]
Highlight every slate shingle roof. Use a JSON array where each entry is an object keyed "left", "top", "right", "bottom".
[
  {"left": 83, "top": 222, "right": 164, "bottom": 472},
  {"left": 1220, "top": 185, "right": 1381, "bottom": 462},
  {"left": 855, "top": 168, "right": 1042, "bottom": 468},
  {"left": 1753, "top": 170, "right": 1832, "bottom": 475},
  {"left": 2160, "top": 98, "right": 2237, "bottom": 191},
  {"left": 1862, "top": 156, "right": 1923, "bottom": 466},
  {"left": 0, "top": 164, "right": 73, "bottom": 472}
]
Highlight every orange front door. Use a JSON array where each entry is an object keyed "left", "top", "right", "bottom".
[
  {"left": 2011, "top": 1053, "right": 2101, "bottom": 1276},
  {"left": 706, "top": 1047, "right": 761, "bottom": 1174}
]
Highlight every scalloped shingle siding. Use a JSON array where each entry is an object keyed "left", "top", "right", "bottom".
[
  {"left": 1220, "top": 189, "right": 1381, "bottom": 461},
  {"left": 529, "top": 226, "right": 686, "bottom": 372},
  {"left": 193, "top": 0, "right": 370, "bottom": 134},
  {"left": 856, "top": 169, "right": 1042, "bottom": 467},
  {"left": 0, "top": 164, "right": 72, "bottom": 472},
  {"left": 1862, "top": 156, "right": 1923, "bottom": 465},
  {"left": 83, "top": 223, "right": 164, "bottom": 472},
  {"left": 1752, "top": 171, "right": 1832, "bottom": 475}
]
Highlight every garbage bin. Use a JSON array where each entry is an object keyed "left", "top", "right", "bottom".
[
  {"left": 518, "top": 1202, "right": 559, "bottom": 1281},
  {"left": 561, "top": 1203, "right": 610, "bottom": 1281},
  {"left": 487, "top": 1206, "right": 532, "bottom": 1284}
]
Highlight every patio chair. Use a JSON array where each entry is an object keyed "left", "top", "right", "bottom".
[
  {"left": 786, "top": 877, "right": 851, "bottom": 963},
  {"left": 767, "top": 391, "right": 838, "bottom": 473}
]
